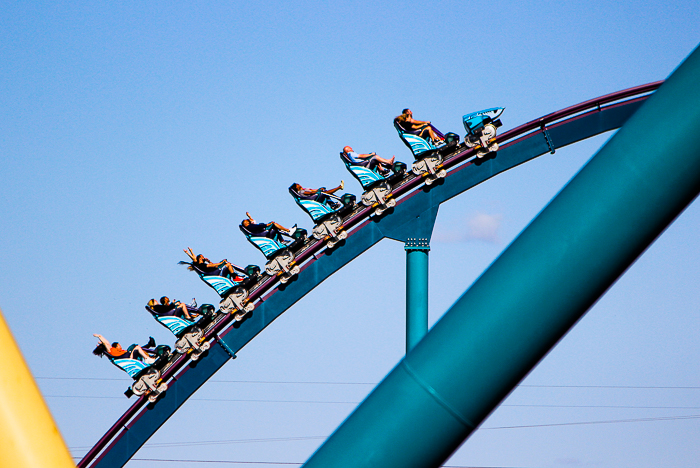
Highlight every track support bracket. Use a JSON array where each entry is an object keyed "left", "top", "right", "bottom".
[
  {"left": 542, "top": 124, "right": 555, "bottom": 154},
  {"left": 215, "top": 335, "right": 237, "bottom": 359}
]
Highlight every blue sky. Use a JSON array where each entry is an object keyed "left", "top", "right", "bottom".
[{"left": 1, "top": 1, "right": 699, "bottom": 467}]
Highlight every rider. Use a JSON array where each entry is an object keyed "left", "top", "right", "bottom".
[
  {"left": 147, "top": 296, "right": 196, "bottom": 321},
  {"left": 290, "top": 181, "right": 344, "bottom": 208},
  {"left": 342, "top": 146, "right": 394, "bottom": 174},
  {"left": 394, "top": 108, "right": 444, "bottom": 144},
  {"left": 240, "top": 212, "right": 296, "bottom": 241},
  {"left": 93, "top": 334, "right": 156, "bottom": 364},
  {"left": 183, "top": 247, "right": 243, "bottom": 280}
]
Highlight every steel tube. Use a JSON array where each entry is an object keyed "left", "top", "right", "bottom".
[
  {"left": 405, "top": 242, "right": 430, "bottom": 353},
  {"left": 302, "top": 45, "right": 700, "bottom": 468}
]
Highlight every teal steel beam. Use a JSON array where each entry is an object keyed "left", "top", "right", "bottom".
[
  {"left": 302, "top": 46, "right": 700, "bottom": 468},
  {"left": 405, "top": 238, "right": 430, "bottom": 353}
]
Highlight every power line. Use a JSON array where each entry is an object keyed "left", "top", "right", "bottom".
[
  {"left": 44, "top": 394, "right": 700, "bottom": 410},
  {"left": 37, "top": 377, "right": 376, "bottom": 384},
  {"left": 69, "top": 436, "right": 326, "bottom": 451},
  {"left": 68, "top": 414, "right": 700, "bottom": 452},
  {"left": 35, "top": 376, "right": 700, "bottom": 389},
  {"left": 129, "top": 460, "right": 517, "bottom": 467},
  {"left": 133, "top": 460, "right": 301, "bottom": 465},
  {"left": 134, "top": 435, "right": 326, "bottom": 449},
  {"left": 481, "top": 414, "right": 700, "bottom": 430},
  {"left": 501, "top": 404, "right": 700, "bottom": 409},
  {"left": 45, "top": 395, "right": 359, "bottom": 403},
  {"left": 518, "top": 384, "right": 700, "bottom": 389}
]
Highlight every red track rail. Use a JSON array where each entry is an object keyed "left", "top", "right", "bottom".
[{"left": 79, "top": 80, "right": 662, "bottom": 468}]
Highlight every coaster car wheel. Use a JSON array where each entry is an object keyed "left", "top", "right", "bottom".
[
  {"left": 411, "top": 161, "right": 425, "bottom": 176},
  {"left": 132, "top": 381, "right": 147, "bottom": 396},
  {"left": 175, "top": 338, "right": 188, "bottom": 354},
  {"left": 176, "top": 329, "right": 201, "bottom": 354},
  {"left": 360, "top": 192, "right": 375, "bottom": 206},
  {"left": 132, "top": 368, "right": 158, "bottom": 396},
  {"left": 482, "top": 123, "right": 497, "bottom": 141},
  {"left": 464, "top": 134, "right": 479, "bottom": 148},
  {"left": 265, "top": 263, "right": 279, "bottom": 276},
  {"left": 312, "top": 225, "right": 327, "bottom": 240},
  {"left": 279, "top": 264, "right": 300, "bottom": 284}
]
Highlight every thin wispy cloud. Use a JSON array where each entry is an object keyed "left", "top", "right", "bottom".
[{"left": 433, "top": 212, "right": 503, "bottom": 244}]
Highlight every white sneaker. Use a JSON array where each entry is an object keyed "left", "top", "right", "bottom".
[{"left": 289, "top": 224, "right": 297, "bottom": 236}]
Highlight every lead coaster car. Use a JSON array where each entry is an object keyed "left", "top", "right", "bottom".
[
  {"left": 340, "top": 151, "right": 407, "bottom": 217},
  {"left": 463, "top": 107, "right": 504, "bottom": 157},
  {"left": 146, "top": 303, "right": 217, "bottom": 361},
  {"left": 240, "top": 224, "right": 308, "bottom": 283},
  {"left": 289, "top": 184, "right": 357, "bottom": 249}
]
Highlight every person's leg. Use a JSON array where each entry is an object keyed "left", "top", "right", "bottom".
[
  {"left": 271, "top": 222, "right": 290, "bottom": 233},
  {"left": 179, "top": 303, "right": 192, "bottom": 320},
  {"left": 422, "top": 125, "right": 437, "bottom": 142},
  {"left": 131, "top": 346, "right": 156, "bottom": 364},
  {"left": 369, "top": 158, "right": 390, "bottom": 175},
  {"left": 418, "top": 126, "right": 432, "bottom": 140},
  {"left": 267, "top": 226, "right": 289, "bottom": 242},
  {"left": 373, "top": 155, "right": 395, "bottom": 165},
  {"left": 325, "top": 182, "right": 344, "bottom": 195},
  {"left": 225, "top": 261, "right": 236, "bottom": 277}
]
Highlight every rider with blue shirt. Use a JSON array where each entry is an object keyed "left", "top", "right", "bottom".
[{"left": 342, "top": 146, "right": 394, "bottom": 174}]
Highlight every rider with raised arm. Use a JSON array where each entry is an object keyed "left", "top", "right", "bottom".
[
  {"left": 93, "top": 334, "right": 156, "bottom": 364},
  {"left": 394, "top": 108, "right": 444, "bottom": 144},
  {"left": 183, "top": 247, "right": 243, "bottom": 280},
  {"left": 342, "top": 146, "right": 394, "bottom": 174},
  {"left": 241, "top": 212, "right": 296, "bottom": 240}
]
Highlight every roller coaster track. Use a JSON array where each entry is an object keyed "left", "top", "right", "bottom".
[{"left": 78, "top": 81, "right": 662, "bottom": 468}]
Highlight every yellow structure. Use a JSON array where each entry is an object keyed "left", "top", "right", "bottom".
[{"left": 0, "top": 308, "right": 75, "bottom": 468}]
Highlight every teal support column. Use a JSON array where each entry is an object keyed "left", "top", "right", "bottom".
[
  {"left": 302, "top": 45, "right": 700, "bottom": 468},
  {"left": 405, "top": 238, "right": 430, "bottom": 353}
]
